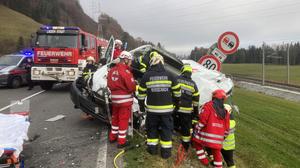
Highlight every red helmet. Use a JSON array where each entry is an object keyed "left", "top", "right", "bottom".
[{"left": 212, "top": 89, "right": 227, "bottom": 100}]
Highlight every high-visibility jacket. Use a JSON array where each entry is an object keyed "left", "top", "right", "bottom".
[
  {"left": 176, "top": 74, "right": 199, "bottom": 113},
  {"left": 137, "top": 64, "right": 181, "bottom": 114},
  {"left": 139, "top": 55, "right": 147, "bottom": 73},
  {"left": 107, "top": 63, "right": 136, "bottom": 107},
  {"left": 193, "top": 101, "right": 230, "bottom": 149},
  {"left": 82, "top": 64, "right": 97, "bottom": 80},
  {"left": 223, "top": 117, "right": 236, "bottom": 150}
]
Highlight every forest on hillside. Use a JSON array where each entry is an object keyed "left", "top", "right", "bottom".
[{"left": 0, "top": 0, "right": 152, "bottom": 54}]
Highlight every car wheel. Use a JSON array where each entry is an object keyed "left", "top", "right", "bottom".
[
  {"left": 40, "top": 82, "right": 54, "bottom": 90},
  {"left": 8, "top": 77, "right": 22, "bottom": 88}
]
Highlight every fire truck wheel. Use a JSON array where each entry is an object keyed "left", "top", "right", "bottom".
[
  {"left": 8, "top": 76, "right": 22, "bottom": 89},
  {"left": 40, "top": 82, "right": 54, "bottom": 90}
]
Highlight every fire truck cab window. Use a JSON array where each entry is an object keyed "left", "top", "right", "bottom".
[
  {"left": 86, "top": 36, "right": 91, "bottom": 49},
  {"left": 37, "top": 34, "right": 78, "bottom": 48},
  {"left": 90, "top": 37, "right": 96, "bottom": 49}
]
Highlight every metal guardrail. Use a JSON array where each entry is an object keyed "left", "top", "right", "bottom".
[{"left": 229, "top": 74, "right": 300, "bottom": 92}]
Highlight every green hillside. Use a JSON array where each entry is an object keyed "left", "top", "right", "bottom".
[{"left": 0, "top": 5, "right": 40, "bottom": 54}]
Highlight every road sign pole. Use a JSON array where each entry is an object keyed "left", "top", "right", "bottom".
[
  {"left": 262, "top": 43, "right": 265, "bottom": 86},
  {"left": 287, "top": 43, "right": 290, "bottom": 84}
]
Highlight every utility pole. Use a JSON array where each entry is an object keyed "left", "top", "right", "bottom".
[
  {"left": 262, "top": 42, "right": 265, "bottom": 85},
  {"left": 287, "top": 43, "right": 290, "bottom": 84}
]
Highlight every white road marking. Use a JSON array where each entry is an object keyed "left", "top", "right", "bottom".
[
  {"left": 96, "top": 129, "right": 108, "bottom": 168},
  {"left": 0, "top": 90, "right": 45, "bottom": 112}
]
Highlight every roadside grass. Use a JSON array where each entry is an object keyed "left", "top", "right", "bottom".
[
  {"left": 0, "top": 5, "right": 40, "bottom": 53},
  {"left": 124, "top": 88, "right": 300, "bottom": 168},
  {"left": 222, "top": 64, "right": 300, "bottom": 86}
]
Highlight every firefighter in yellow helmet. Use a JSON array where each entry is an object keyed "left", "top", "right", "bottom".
[
  {"left": 174, "top": 63, "right": 199, "bottom": 151},
  {"left": 138, "top": 54, "right": 181, "bottom": 159},
  {"left": 139, "top": 51, "right": 160, "bottom": 73},
  {"left": 82, "top": 56, "right": 97, "bottom": 82},
  {"left": 222, "top": 104, "right": 236, "bottom": 168}
]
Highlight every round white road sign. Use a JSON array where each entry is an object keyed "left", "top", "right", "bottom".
[
  {"left": 217, "top": 31, "right": 239, "bottom": 54},
  {"left": 198, "top": 55, "right": 221, "bottom": 71}
]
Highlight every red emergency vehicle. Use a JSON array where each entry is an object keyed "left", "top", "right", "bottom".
[{"left": 31, "top": 26, "right": 108, "bottom": 90}]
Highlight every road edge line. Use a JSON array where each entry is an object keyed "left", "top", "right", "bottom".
[
  {"left": 96, "top": 128, "right": 108, "bottom": 168},
  {"left": 0, "top": 90, "right": 45, "bottom": 112}
]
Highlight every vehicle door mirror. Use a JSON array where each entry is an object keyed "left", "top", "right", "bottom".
[{"left": 30, "top": 33, "right": 37, "bottom": 47}]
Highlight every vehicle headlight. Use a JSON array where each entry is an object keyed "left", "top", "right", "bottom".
[
  {"left": 67, "top": 69, "right": 75, "bottom": 76},
  {"left": 33, "top": 69, "right": 41, "bottom": 75}
]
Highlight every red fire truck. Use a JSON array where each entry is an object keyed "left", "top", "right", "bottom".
[{"left": 31, "top": 26, "right": 108, "bottom": 90}]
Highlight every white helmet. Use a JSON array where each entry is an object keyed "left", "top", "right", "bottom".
[
  {"left": 119, "top": 51, "right": 133, "bottom": 60},
  {"left": 86, "top": 56, "right": 95, "bottom": 62},
  {"left": 115, "top": 39, "right": 123, "bottom": 46},
  {"left": 224, "top": 104, "right": 232, "bottom": 114}
]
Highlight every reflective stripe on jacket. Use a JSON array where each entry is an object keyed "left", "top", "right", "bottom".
[
  {"left": 192, "top": 101, "right": 230, "bottom": 149},
  {"left": 176, "top": 74, "right": 199, "bottom": 113},
  {"left": 138, "top": 64, "right": 180, "bottom": 114},
  {"left": 223, "top": 119, "right": 236, "bottom": 150}
]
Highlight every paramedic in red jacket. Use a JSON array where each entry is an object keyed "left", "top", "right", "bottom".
[
  {"left": 113, "top": 39, "right": 123, "bottom": 60},
  {"left": 193, "top": 89, "right": 230, "bottom": 168},
  {"left": 107, "top": 51, "right": 136, "bottom": 148}
]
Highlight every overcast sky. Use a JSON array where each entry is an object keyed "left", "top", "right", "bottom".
[{"left": 79, "top": 0, "right": 300, "bottom": 54}]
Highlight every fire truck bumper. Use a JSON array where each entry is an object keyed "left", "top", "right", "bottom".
[{"left": 31, "top": 66, "right": 79, "bottom": 82}]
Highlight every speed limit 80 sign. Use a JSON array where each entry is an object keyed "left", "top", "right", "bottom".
[{"left": 198, "top": 55, "right": 221, "bottom": 71}]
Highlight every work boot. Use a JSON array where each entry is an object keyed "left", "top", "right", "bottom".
[
  {"left": 147, "top": 145, "right": 158, "bottom": 155},
  {"left": 182, "top": 141, "right": 190, "bottom": 152},
  {"left": 161, "top": 148, "right": 172, "bottom": 159},
  {"left": 117, "top": 141, "right": 130, "bottom": 148}
]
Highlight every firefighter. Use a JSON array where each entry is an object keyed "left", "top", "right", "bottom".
[
  {"left": 113, "top": 39, "right": 123, "bottom": 60},
  {"left": 82, "top": 56, "right": 97, "bottom": 82},
  {"left": 25, "top": 57, "right": 34, "bottom": 90},
  {"left": 174, "top": 63, "right": 199, "bottom": 151},
  {"left": 139, "top": 50, "right": 159, "bottom": 73},
  {"left": 137, "top": 54, "right": 181, "bottom": 159},
  {"left": 192, "top": 89, "right": 230, "bottom": 168},
  {"left": 107, "top": 51, "right": 136, "bottom": 148},
  {"left": 222, "top": 104, "right": 236, "bottom": 168}
]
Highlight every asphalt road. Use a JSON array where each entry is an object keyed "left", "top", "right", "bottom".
[{"left": 0, "top": 84, "right": 121, "bottom": 168}]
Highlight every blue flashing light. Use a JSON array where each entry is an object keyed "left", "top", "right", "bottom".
[
  {"left": 40, "top": 25, "right": 79, "bottom": 31},
  {"left": 41, "top": 25, "right": 52, "bottom": 30},
  {"left": 64, "top": 27, "right": 80, "bottom": 30},
  {"left": 20, "top": 49, "right": 33, "bottom": 56}
]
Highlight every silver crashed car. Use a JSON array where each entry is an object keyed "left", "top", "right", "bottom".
[{"left": 70, "top": 41, "right": 234, "bottom": 124}]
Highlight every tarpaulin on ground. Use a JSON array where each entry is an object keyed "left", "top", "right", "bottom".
[{"left": 0, "top": 113, "right": 30, "bottom": 157}]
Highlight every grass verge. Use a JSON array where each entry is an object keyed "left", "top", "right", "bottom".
[
  {"left": 124, "top": 88, "right": 300, "bottom": 168},
  {"left": 222, "top": 64, "right": 300, "bottom": 86}
]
